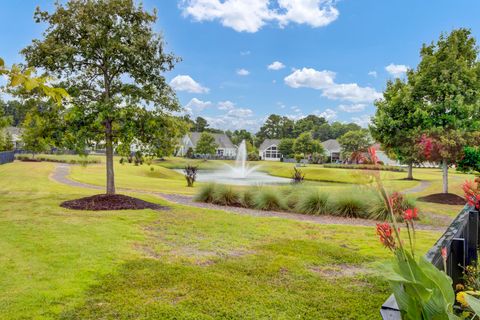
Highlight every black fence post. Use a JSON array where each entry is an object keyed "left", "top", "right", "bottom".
[{"left": 467, "top": 210, "right": 479, "bottom": 266}]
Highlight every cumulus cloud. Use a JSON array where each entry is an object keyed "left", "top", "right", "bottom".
[
  {"left": 385, "top": 64, "right": 408, "bottom": 77},
  {"left": 284, "top": 67, "right": 382, "bottom": 103},
  {"left": 170, "top": 75, "right": 209, "bottom": 93},
  {"left": 180, "top": 0, "right": 339, "bottom": 33},
  {"left": 351, "top": 114, "right": 372, "bottom": 127},
  {"left": 185, "top": 98, "right": 212, "bottom": 113},
  {"left": 314, "top": 108, "right": 337, "bottom": 121},
  {"left": 218, "top": 100, "right": 235, "bottom": 110},
  {"left": 338, "top": 104, "right": 366, "bottom": 113},
  {"left": 240, "top": 50, "right": 251, "bottom": 55},
  {"left": 368, "top": 71, "right": 377, "bottom": 78},
  {"left": 237, "top": 68, "right": 250, "bottom": 76},
  {"left": 268, "top": 61, "right": 285, "bottom": 70}
]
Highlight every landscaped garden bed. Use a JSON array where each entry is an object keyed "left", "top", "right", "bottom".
[
  {"left": 324, "top": 163, "right": 406, "bottom": 172},
  {"left": 60, "top": 194, "right": 169, "bottom": 211},
  {"left": 16, "top": 154, "right": 101, "bottom": 165}
]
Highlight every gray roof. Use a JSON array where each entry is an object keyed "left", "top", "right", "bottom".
[
  {"left": 189, "top": 132, "right": 234, "bottom": 149},
  {"left": 259, "top": 139, "right": 281, "bottom": 151},
  {"left": 321, "top": 139, "right": 341, "bottom": 153}
]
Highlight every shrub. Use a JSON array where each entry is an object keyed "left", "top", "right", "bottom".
[
  {"left": 194, "top": 183, "right": 217, "bottom": 203},
  {"left": 254, "top": 189, "right": 285, "bottom": 211},
  {"left": 183, "top": 165, "right": 198, "bottom": 187},
  {"left": 240, "top": 189, "right": 256, "bottom": 208},
  {"left": 333, "top": 194, "right": 368, "bottom": 218},
  {"left": 291, "top": 167, "right": 305, "bottom": 184},
  {"left": 369, "top": 192, "right": 416, "bottom": 221},
  {"left": 323, "top": 163, "right": 405, "bottom": 172},
  {"left": 296, "top": 191, "right": 330, "bottom": 215},
  {"left": 213, "top": 185, "right": 241, "bottom": 206},
  {"left": 247, "top": 152, "right": 260, "bottom": 161}
]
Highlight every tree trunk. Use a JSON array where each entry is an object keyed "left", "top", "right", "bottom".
[
  {"left": 442, "top": 159, "right": 448, "bottom": 194},
  {"left": 105, "top": 121, "right": 115, "bottom": 195},
  {"left": 406, "top": 163, "right": 413, "bottom": 180}
]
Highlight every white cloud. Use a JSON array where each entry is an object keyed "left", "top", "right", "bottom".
[
  {"left": 227, "top": 107, "right": 253, "bottom": 117},
  {"left": 268, "top": 61, "right": 285, "bottom": 70},
  {"left": 240, "top": 50, "right": 251, "bottom": 55},
  {"left": 237, "top": 68, "right": 250, "bottom": 76},
  {"left": 218, "top": 100, "right": 235, "bottom": 110},
  {"left": 338, "top": 104, "right": 366, "bottom": 113},
  {"left": 180, "top": 0, "right": 339, "bottom": 33},
  {"left": 185, "top": 98, "right": 212, "bottom": 113},
  {"left": 314, "top": 108, "right": 337, "bottom": 121},
  {"left": 170, "top": 75, "right": 209, "bottom": 93},
  {"left": 368, "top": 71, "right": 377, "bottom": 78},
  {"left": 385, "top": 64, "right": 408, "bottom": 77},
  {"left": 351, "top": 114, "right": 372, "bottom": 127},
  {"left": 284, "top": 67, "right": 382, "bottom": 103}
]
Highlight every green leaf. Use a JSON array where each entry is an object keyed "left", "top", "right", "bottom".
[{"left": 466, "top": 294, "right": 480, "bottom": 315}]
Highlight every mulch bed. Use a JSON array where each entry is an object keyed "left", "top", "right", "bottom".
[
  {"left": 417, "top": 193, "right": 466, "bottom": 205},
  {"left": 60, "top": 194, "right": 169, "bottom": 211}
]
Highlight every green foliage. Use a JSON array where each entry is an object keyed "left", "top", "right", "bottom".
[
  {"left": 338, "top": 129, "right": 372, "bottom": 161},
  {"left": 240, "top": 189, "right": 255, "bottom": 208},
  {"left": 256, "top": 114, "right": 295, "bottom": 142},
  {"left": 228, "top": 129, "right": 254, "bottom": 146},
  {"left": 458, "top": 147, "right": 480, "bottom": 175},
  {"left": 292, "top": 115, "right": 327, "bottom": 137},
  {"left": 333, "top": 194, "right": 369, "bottom": 218},
  {"left": 192, "top": 116, "right": 209, "bottom": 132},
  {"left": 294, "top": 132, "right": 324, "bottom": 156},
  {"left": 296, "top": 190, "right": 330, "bottom": 215},
  {"left": 185, "top": 147, "right": 194, "bottom": 158},
  {"left": 183, "top": 165, "right": 198, "bottom": 187},
  {"left": 195, "top": 132, "right": 218, "bottom": 155},
  {"left": 324, "top": 163, "right": 405, "bottom": 172},
  {"left": 194, "top": 183, "right": 217, "bottom": 203},
  {"left": 212, "top": 185, "right": 242, "bottom": 206},
  {"left": 15, "top": 154, "right": 99, "bottom": 165},
  {"left": 291, "top": 167, "right": 305, "bottom": 184},
  {"left": 278, "top": 138, "right": 295, "bottom": 158},
  {"left": 253, "top": 189, "right": 285, "bottom": 211},
  {"left": 369, "top": 193, "right": 415, "bottom": 221},
  {"left": 22, "top": 0, "right": 185, "bottom": 193}
]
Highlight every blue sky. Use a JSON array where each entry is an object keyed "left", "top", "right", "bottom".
[{"left": 1, "top": 1, "right": 480, "bottom": 132}]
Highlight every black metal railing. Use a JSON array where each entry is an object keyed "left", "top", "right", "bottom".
[{"left": 380, "top": 205, "right": 479, "bottom": 319}]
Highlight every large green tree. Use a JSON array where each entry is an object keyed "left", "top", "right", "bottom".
[
  {"left": 195, "top": 132, "right": 218, "bottom": 155},
  {"left": 292, "top": 115, "right": 326, "bottom": 137},
  {"left": 410, "top": 28, "right": 480, "bottom": 193},
  {"left": 278, "top": 138, "right": 295, "bottom": 158},
  {"left": 293, "top": 132, "right": 323, "bottom": 158},
  {"left": 370, "top": 79, "right": 422, "bottom": 179},
  {"left": 338, "top": 129, "right": 372, "bottom": 163},
  {"left": 256, "top": 114, "right": 294, "bottom": 143},
  {"left": 23, "top": 0, "right": 184, "bottom": 194}
]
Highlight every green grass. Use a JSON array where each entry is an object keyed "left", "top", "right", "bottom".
[{"left": 0, "top": 161, "right": 442, "bottom": 319}]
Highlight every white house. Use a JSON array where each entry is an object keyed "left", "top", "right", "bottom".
[
  {"left": 4, "top": 126, "right": 23, "bottom": 149},
  {"left": 177, "top": 132, "right": 237, "bottom": 157},
  {"left": 321, "top": 139, "right": 341, "bottom": 162},
  {"left": 259, "top": 139, "right": 282, "bottom": 161}
]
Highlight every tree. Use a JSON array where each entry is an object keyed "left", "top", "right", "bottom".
[
  {"left": 293, "top": 115, "right": 326, "bottom": 137},
  {"left": 228, "top": 129, "right": 254, "bottom": 146},
  {"left": 21, "top": 112, "right": 52, "bottom": 157},
  {"left": 256, "top": 114, "right": 294, "bottom": 143},
  {"left": 370, "top": 79, "right": 423, "bottom": 179},
  {"left": 458, "top": 147, "right": 480, "bottom": 177},
  {"left": 409, "top": 28, "right": 480, "bottom": 193},
  {"left": 293, "top": 132, "right": 324, "bottom": 158},
  {"left": 23, "top": 0, "right": 184, "bottom": 194},
  {"left": 195, "top": 132, "right": 218, "bottom": 155},
  {"left": 193, "top": 117, "right": 209, "bottom": 132},
  {"left": 338, "top": 129, "right": 372, "bottom": 163},
  {"left": 278, "top": 138, "right": 295, "bottom": 158}
]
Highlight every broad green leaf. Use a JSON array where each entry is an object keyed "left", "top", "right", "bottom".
[{"left": 466, "top": 294, "right": 480, "bottom": 315}]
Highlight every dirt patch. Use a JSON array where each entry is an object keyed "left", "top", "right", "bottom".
[
  {"left": 417, "top": 193, "right": 466, "bottom": 205},
  {"left": 310, "top": 264, "right": 370, "bottom": 277},
  {"left": 60, "top": 194, "right": 169, "bottom": 211}
]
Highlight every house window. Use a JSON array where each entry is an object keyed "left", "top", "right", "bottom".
[
  {"left": 216, "top": 149, "right": 224, "bottom": 156},
  {"left": 263, "top": 145, "right": 281, "bottom": 158}
]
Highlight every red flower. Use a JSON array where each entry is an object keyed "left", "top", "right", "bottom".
[
  {"left": 462, "top": 180, "right": 480, "bottom": 209},
  {"left": 441, "top": 247, "right": 447, "bottom": 260},
  {"left": 368, "top": 146, "right": 379, "bottom": 165},
  {"left": 403, "top": 208, "right": 418, "bottom": 221},
  {"left": 420, "top": 134, "right": 433, "bottom": 160},
  {"left": 376, "top": 222, "right": 396, "bottom": 251}
]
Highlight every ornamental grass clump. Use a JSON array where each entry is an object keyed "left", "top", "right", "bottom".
[
  {"left": 296, "top": 190, "right": 330, "bottom": 215},
  {"left": 253, "top": 189, "right": 285, "bottom": 211},
  {"left": 369, "top": 191, "right": 416, "bottom": 221},
  {"left": 213, "top": 185, "right": 241, "bottom": 206},
  {"left": 194, "top": 183, "right": 216, "bottom": 203},
  {"left": 240, "top": 189, "right": 256, "bottom": 208},
  {"left": 333, "top": 193, "right": 368, "bottom": 218}
]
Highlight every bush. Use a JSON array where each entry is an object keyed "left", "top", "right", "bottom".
[
  {"left": 183, "top": 165, "right": 198, "bottom": 187},
  {"left": 324, "top": 163, "right": 405, "bottom": 172},
  {"left": 194, "top": 183, "right": 217, "bottom": 203},
  {"left": 240, "top": 189, "right": 256, "bottom": 208},
  {"left": 291, "top": 167, "right": 305, "bottom": 184},
  {"left": 247, "top": 152, "right": 260, "bottom": 161},
  {"left": 213, "top": 185, "right": 241, "bottom": 206},
  {"left": 253, "top": 189, "right": 285, "bottom": 211},
  {"left": 296, "top": 191, "right": 330, "bottom": 215},
  {"left": 333, "top": 194, "right": 368, "bottom": 218},
  {"left": 369, "top": 192, "right": 416, "bottom": 221},
  {"left": 15, "top": 155, "right": 100, "bottom": 165}
]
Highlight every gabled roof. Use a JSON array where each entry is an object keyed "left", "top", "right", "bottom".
[
  {"left": 259, "top": 139, "right": 281, "bottom": 151},
  {"left": 188, "top": 132, "right": 235, "bottom": 149},
  {"left": 321, "top": 139, "right": 341, "bottom": 152}
]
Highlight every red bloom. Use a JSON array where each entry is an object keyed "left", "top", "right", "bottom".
[
  {"left": 462, "top": 180, "right": 480, "bottom": 209},
  {"left": 441, "top": 247, "right": 447, "bottom": 260},
  {"left": 388, "top": 192, "right": 406, "bottom": 216},
  {"left": 403, "top": 208, "right": 418, "bottom": 221},
  {"left": 420, "top": 134, "right": 433, "bottom": 160},
  {"left": 368, "top": 146, "right": 379, "bottom": 165},
  {"left": 376, "top": 222, "right": 396, "bottom": 251}
]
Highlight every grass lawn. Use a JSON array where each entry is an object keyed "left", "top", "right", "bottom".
[{"left": 0, "top": 161, "right": 442, "bottom": 319}]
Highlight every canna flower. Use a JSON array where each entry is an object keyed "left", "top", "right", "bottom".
[
  {"left": 462, "top": 180, "right": 480, "bottom": 209},
  {"left": 441, "top": 247, "right": 447, "bottom": 259},
  {"left": 403, "top": 208, "right": 418, "bottom": 221},
  {"left": 376, "top": 222, "right": 397, "bottom": 251},
  {"left": 368, "top": 146, "right": 379, "bottom": 165}
]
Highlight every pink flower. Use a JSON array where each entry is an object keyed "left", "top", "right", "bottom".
[
  {"left": 441, "top": 247, "right": 447, "bottom": 260},
  {"left": 403, "top": 208, "right": 418, "bottom": 221}
]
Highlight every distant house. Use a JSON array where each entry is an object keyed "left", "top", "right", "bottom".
[
  {"left": 322, "top": 139, "right": 341, "bottom": 162},
  {"left": 371, "top": 143, "right": 401, "bottom": 166},
  {"left": 4, "top": 126, "right": 23, "bottom": 149},
  {"left": 177, "top": 132, "right": 236, "bottom": 157},
  {"left": 259, "top": 139, "right": 282, "bottom": 161}
]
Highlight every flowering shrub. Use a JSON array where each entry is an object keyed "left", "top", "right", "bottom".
[{"left": 462, "top": 180, "right": 480, "bottom": 210}]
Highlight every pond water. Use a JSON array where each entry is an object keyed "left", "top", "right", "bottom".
[{"left": 175, "top": 169, "right": 291, "bottom": 186}]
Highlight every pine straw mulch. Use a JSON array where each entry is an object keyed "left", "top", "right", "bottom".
[
  {"left": 417, "top": 193, "right": 466, "bottom": 205},
  {"left": 60, "top": 194, "right": 169, "bottom": 211}
]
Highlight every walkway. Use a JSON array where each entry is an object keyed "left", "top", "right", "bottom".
[{"left": 50, "top": 164, "right": 445, "bottom": 231}]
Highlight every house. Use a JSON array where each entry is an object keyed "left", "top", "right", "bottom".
[
  {"left": 371, "top": 143, "right": 401, "bottom": 166},
  {"left": 322, "top": 139, "right": 341, "bottom": 162},
  {"left": 4, "top": 126, "right": 23, "bottom": 149},
  {"left": 177, "top": 132, "right": 236, "bottom": 157},
  {"left": 259, "top": 139, "right": 282, "bottom": 161}
]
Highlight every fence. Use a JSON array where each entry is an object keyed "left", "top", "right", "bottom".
[
  {"left": 380, "top": 205, "right": 479, "bottom": 319},
  {"left": 0, "top": 151, "right": 15, "bottom": 165}
]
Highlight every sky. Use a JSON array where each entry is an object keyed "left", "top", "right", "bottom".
[{"left": 1, "top": 0, "right": 480, "bottom": 132}]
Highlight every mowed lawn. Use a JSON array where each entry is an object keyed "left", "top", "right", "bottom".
[{"left": 0, "top": 161, "right": 442, "bottom": 319}]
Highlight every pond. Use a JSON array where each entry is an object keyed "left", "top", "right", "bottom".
[{"left": 175, "top": 169, "right": 291, "bottom": 186}]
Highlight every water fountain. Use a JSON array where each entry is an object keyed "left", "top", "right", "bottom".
[{"left": 184, "top": 139, "right": 290, "bottom": 185}]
